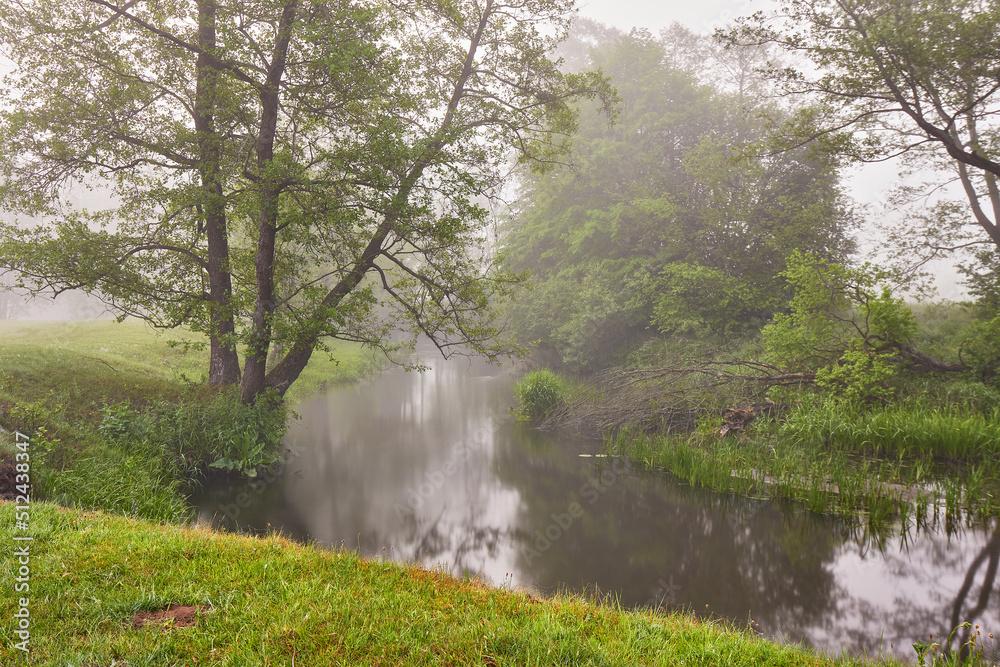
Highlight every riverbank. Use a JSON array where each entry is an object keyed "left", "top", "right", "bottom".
[
  {"left": 0, "top": 500, "right": 918, "bottom": 665},
  {"left": 0, "top": 320, "right": 381, "bottom": 520},
  {"left": 513, "top": 306, "right": 1000, "bottom": 529},
  {"left": 609, "top": 420, "right": 999, "bottom": 534},
  {"left": 0, "top": 321, "right": 987, "bottom": 665},
  {"left": 598, "top": 391, "right": 1000, "bottom": 532}
]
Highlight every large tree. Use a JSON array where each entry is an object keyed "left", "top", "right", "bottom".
[
  {"left": 723, "top": 0, "right": 1000, "bottom": 277},
  {"left": 0, "top": 0, "right": 250, "bottom": 384},
  {"left": 501, "top": 29, "right": 855, "bottom": 371},
  {"left": 0, "top": 0, "right": 608, "bottom": 403}
]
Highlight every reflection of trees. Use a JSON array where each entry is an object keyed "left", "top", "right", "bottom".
[
  {"left": 949, "top": 523, "right": 1000, "bottom": 661},
  {"left": 404, "top": 504, "right": 514, "bottom": 577},
  {"left": 491, "top": 429, "right": 847, "bottom": 636},
  {"left": 810, "top": 516, "right": 1000, "bottom": 661}
]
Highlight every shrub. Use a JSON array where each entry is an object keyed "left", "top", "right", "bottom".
[
  {"left": 513, "top": 369, "right": 565, "bottom": 422},
  {"left": 98, "top": 389, "right": 287, "bottom": 479}
]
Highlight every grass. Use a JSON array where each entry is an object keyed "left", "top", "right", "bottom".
[
  {"left": 778, "top": 399, "right": 1000, "bottom": 461},
  {"left": 565, "top": 301, "right": 1000, "bottom": 526},
  {"left": 0, "top": 319, "right": 381, "bottom": 521},
  {"left": 0, "top": 501, "right": 915, "bottom": 666},
  {"left": 513, "top": 369, "right": 568, "bottom": 421},
  {"left": 0, "top": 319, "right": 381, "bottom": 410},
  {"left": 610, "top": 396, "right": 1000, "bottom": 530}
]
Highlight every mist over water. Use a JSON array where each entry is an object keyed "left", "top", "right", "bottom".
[{"left": 194, "top": 351, "right": 1000, "bottom": 660}]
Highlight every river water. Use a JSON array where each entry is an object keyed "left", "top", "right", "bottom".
[{"left": 193, "top": 352, "right": 1000, "bottom": 660}]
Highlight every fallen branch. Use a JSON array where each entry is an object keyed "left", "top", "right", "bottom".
[
  {"left": 542, "top": 343, "right": 969, "bottom": 436},
  {"left": 895, "top": 343, "right": 968, "bottom": 373},
  {"left": 542, "top": 361, "right": 807, "bottom": 436}
]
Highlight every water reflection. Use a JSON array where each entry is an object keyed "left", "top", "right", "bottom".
[{"left": 192, "top": 353, "right": 1000, "bottom": 660}]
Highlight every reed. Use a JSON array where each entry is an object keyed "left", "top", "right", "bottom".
[
  {"left": 779, "top": 401, "right": 1000, "bottom": 461},
  {"left": 609, "top": 402, "right": 1000, "bottom": 525}
]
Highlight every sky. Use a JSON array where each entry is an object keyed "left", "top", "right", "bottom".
[{"left": 575, "top": 0, "right": 767, "bottom": 35}]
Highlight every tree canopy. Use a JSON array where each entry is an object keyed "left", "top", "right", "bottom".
[
  {"left": 0, "top": 0, "right": 610, "bottom": 402},
  {"left": 724, "top": 0, "right": 1000, "bottom": 287},
  {"left": 501, "top": 27, "right": 856, "bottom": 371}
]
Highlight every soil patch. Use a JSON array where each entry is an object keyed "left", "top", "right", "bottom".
[{"left": 131, "top": 604, "right": 211, "bottom": 629}]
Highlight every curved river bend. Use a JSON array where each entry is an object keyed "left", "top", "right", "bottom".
[{"left": 194, "top": 352, "right": 1000, "bottom": 660}]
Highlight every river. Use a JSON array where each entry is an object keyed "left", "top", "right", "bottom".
[{"left": 193, "top": 351, "right": 1000, "bottom": 661}]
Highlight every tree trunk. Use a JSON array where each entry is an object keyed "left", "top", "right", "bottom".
[
  {"left": 196, "top": 0, "right": 240, "bottom": 385},
  {"left": 240, "top": 0, "right": 299, "bottom": 404},
  {"left": 253, "top": 4, "right": 494, "bottom": 401},
  {"left": 263, "top": 339, "right": 316, "bottom": 398}
]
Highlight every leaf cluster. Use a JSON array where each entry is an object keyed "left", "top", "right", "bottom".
[
  {"left": 502, "top": 26, "right": 856, "bottom": 371},
  {"left": 762, "top": 251, "right": 917, "bottom": 401}
]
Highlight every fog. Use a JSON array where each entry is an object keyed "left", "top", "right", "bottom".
[
  {"left": 0, "top": 180, "right": 120, "bottom": 321},
  {"left": 575, "top": 0, "right": 968, "bottom": 301},
  {"left": 0, "top": 0, "right": 971, "bottom": 325},
  {"left": 578, "top": 0, "right": 772, "bottom": 35}
]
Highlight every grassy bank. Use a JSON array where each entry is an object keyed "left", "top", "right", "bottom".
[
  {"left": 0, "top": 501, "right": 911, "bottom": 666},
  {"left": 513, "top": 354, "right": 1000, "bottom": 528},
  {"left": 0, "top": 319, "right": 380, "bottom": 406},
  {"left": 605, "top": 396, "right": 1000, "bottom": 530},
  {"left": 0, "top": 320, "right": 381, "bottom": 521}
]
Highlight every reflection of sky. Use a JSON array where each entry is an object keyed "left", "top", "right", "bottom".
[
  {"left": 278, "top": 352, "right": 527, "bottom": 583},
  {"left": 810, "top": 529, "right": 1000, "bottom": 659},
  {"left": 195, "top": 353, "right": 998, "bottom": 661}
]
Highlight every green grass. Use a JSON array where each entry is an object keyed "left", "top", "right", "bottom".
[
  {"left": 0, "top": 501, "right": 912, "bottom": 666},
  {"left": 0, "top": 319, "right": 381, "bottom": 411},
  {"left": 513, "top": 369, "right": 568, "bottom": 421},
  {"left": 0, "top": 320, "right": 381, "bottom": 521},
  {"left": 611, "top": 396, "right": 1000, "bottom": 529},
  {"left": 778, "top": 400, "right": 1000, "bottom": 461}
]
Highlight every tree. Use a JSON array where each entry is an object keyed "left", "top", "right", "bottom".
[
  {"left": 723, "top": 0, "right": 1000, "bottom": 271},
  {"left": 760, "top": 251, "right": 919, "bottom": 401},
  {"left": 501, "top": 28, "right": 855, "bottom": 371},
  {"left": 0, "top": 0, "right": 263, "bottom": 385},
  {"left": 0, "top": 0, "right": 609, "bottom": 403}
]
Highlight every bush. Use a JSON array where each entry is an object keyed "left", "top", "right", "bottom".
[
  {"left": 513, "top": 369, "right": 566, "bottom": 422},
  {"left": 761, "top": 251, "right": 917, "bottom": 402},
  {"left": 99, "top": 389, "right": 287, "bottom": 479}
]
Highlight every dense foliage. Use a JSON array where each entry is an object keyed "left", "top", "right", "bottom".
[
  {"left": 0, "top": 0, "right": 610, "bottom": 403},
  {"left": 761, "top": 252, "right": 917, "bottom": 402},
  {"left": 501, "top": 28, "right": 856, "bottom": 372}
]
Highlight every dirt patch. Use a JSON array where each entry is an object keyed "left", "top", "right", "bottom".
[
  {"left": 0, "top": 452, "right": 18, "bottom": 501},
  {"left": 131, "top": 604, "right": 211, "bottom": 629}
]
